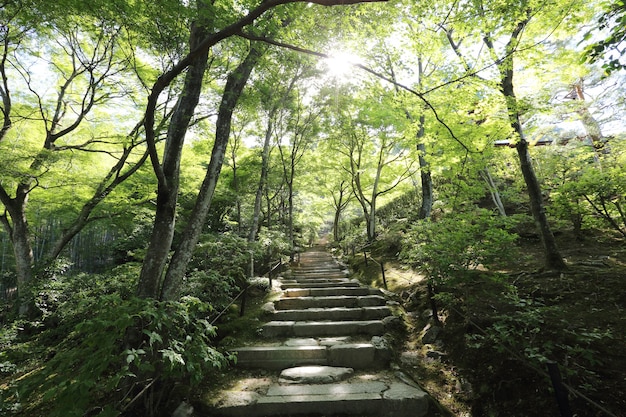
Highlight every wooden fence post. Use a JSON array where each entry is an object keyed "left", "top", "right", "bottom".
[
  {"left": 546, "top": 361, "right": 573, "bottom": 417},
  {"left": 380, "top": 261, "right": 387, "bottom": 290},
  {"left": 239, "top": 286, "right": 248, "bottom": 317}
]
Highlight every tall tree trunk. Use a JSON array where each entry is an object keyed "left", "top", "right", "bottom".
[
  {"left": 249, "top": 118, "right": 273, "bottom": 242},
  {"left": 416, "top": 114, "right": 433, "bottom": 219},
  {"left": 502, "top": 78, "right": 565, "bottom": 268},
  {"left": 332, "top": 180, "right": 350, "bottom": 242},
  {"left": 485, "top": 19, "right": 566, "bottom": 270},
  {"left": 418, "top": 143, "right": 433, "bottom": 220},
  {"left": 367, "top": 199, "right": 377, "bottom": 241},
  {"left": 137, "top": 21, "right": 210, "bottom": 299},
  {"left": 0, "top": 187, "right": 35, "bottom": 315},
  {"left": 230, "top": 140, "right": 243, "bottom": 233},
  {"left": 8, "top": 207, "right": 33, "bottom": 315},
  {"left": 287, "top": 163, "right": 295, "bottom": 260},
  {"left": 514, "top": 136, "right": 565, "bottom": 269},
  {"left": 160, "top": 44, "right": 263, "bottom": 301}
]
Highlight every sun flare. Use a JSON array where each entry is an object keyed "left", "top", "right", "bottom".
[{"left": 323, "top": 50, "right": 362, "bottom": 80}]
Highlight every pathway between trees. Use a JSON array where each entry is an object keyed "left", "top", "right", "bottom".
[{"left": 198, "top": 247, "right": 431, "bottom": 416}]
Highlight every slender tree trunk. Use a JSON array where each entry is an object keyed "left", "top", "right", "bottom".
[
  {"left": 10, "top": 208, "right": 34, "bottom": 315},
  {"left": 265, "top": 188, "right": 271, "bottom": 230},
  {"left": 416, "top": 114, "right": 433, "bottom": 220},
  {"left": 484, "top": 20, "right": 566, "bottom": 270},
  {"left": 137, "top": 21, "right": 210, "bottom": 299},
  {"left": 249, "top": 118, "right": 273, "bottom": 242},
  {"left": 287, "top": 163, "right": 295, "bottom": 260},
  {"left": 480, "top": 168, "right": 507, "bottom": 217},
  {"left": 502, "top": 76, "right": 566, "bottom": 269},
  {"left": 0, "top": 187, "right": 34, "bottom": 315},
  {"left": 287, "top": 185, "right": 295, "bottom": 259},
  {"left": 160, "top": 44, "right": 263, "bottom": 301},
  {"left": 230, "top": 142, "right": 243, "bottom": 233},
  {"left": 572, "top": 79, "right": 608, "bottom": 158},
  {"left": 332, "top": 181, "right": 349, "bottom": 242},
  {"left": 368, "top": 206, "right": 377, "bottom": 241},
  {"left": 333, "top": 203, "right": 342, "bottom": 241},
  {"left": 503, "top": 76, "right": 565, "bottom": 269},
  {"left": 418, "top": 143, "right": 433, "bottom": 219}
]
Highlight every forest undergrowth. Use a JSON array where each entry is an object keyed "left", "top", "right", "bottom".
[{"left": 348, "top": 227, "right": 626, "bottom": 417}]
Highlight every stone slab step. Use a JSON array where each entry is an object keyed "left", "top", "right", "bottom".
[
  {"left": 261, "top": 320, "right": 385, "bottom": 338},
  {"left": 235, "top": 345, "right": 327, "bottom": 369},
  {"left": 275, "top": 295, "right": 387, "bottom": 310},
  {"left": 235, "top": 342, "right": 384, "bottom": 369},
  {"left": 291, "top": 269, "right": 347, "bottom": 274},
  {"left": 292, "top": 264, "right": 341, "bottom": 269},
  {"left": 272, "top": 306, "right": 391, "bottom": 321},
  {"left": 290, "top": 271, "right": 344, "bottom": 275},
  {"left": 202, "top": 374, "right": 430, "bottom": 417},
  {"left": 279, "top": 365, "right": 353, "bottom": 384},
  {"left": 290, "top": 278, "right": 353, "bottom": 285},
  {"left": 280, "top": 281, "right": 360, "bottom": 289},
  {"left": 283, "top": 287, "right": 380, "bottom": 297},
  {"left": 290, "top": 275, "right": 350, "bottom": 281}
]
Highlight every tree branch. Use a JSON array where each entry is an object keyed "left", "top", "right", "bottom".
[
  {"left": 142, "top": 0, "right": 388, "bottom": 188},
  {"left": 236, "top": 31, "right": 479, "bottom": 154}
]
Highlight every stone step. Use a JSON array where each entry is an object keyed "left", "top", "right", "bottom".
[
  {"left": 291, "top": 268, "right": 346, "bottom": 273},
  {"left": 289, "top": 278, "right": 353, "bottom": 284},
  {"left": 290, "top": 274, "right": 350, "bottom": 280},
  {"left": 202, "top": 372, "right": 430, "bottom": 417},
  {"left": 273, "top": 306, "right": 391, "bottom": 322},
  {"left": 282, "top": 287, "right": 380, "bottom": 298},
  {"left": 275, "top": 295, "right": 387, "bottom": 310},
  {"left": 261, "top": 319, "right": 386, "bottom": 338},
  {"left": 291, "top": 269, "right": 343, "bottom": 274},
  {"left": 280, "top": 281, "right": 360, "bottom": 290},
  {"left": 291, "top": 263, "right": 343, "bottom": 268},
  {"left": 235, "top": 342, "right": 386, "bottom": 370}
]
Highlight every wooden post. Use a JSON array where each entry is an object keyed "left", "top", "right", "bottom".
[
  {"left": 546, "top": 361, "right": 573, "bottom": 417},
  {"left": 249, "top": 250, "right": 254, "bottom": 278},
  {"left": 363, "top": 251, "right": 368, "bottom": 266},
  {"left": 239, "top": 286, "right": 248, "bottom": 317},
  {"left": 380, "top": 261, "right": 387, "bottom": 290},
  {"left": 269, "top": 259, "right": 273, "bottom": 288}
]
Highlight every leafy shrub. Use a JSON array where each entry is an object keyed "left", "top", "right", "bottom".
[
  {"left": 111, "top": 208, "right": 155, "bottom": 263},
  {"left": 32, "top": 263, "right": 138, "bottom": 329},
  {"left": 14, "top": 295, "right": 229, "bottom": 417},
  {"left": 184, "top": 232, "right": 261, "bottom": 310},
  {"left": 564, "top": 165, "right": 626, "bottom": 238},
  {"left": 257, "top": 228, "right": 290, "bottom": 259},
  {"left": 400, "top": 208, "right": 518, "bottom": 281},
  {"left": 339, "top": 222, "right": 369, "bottom": 253}
]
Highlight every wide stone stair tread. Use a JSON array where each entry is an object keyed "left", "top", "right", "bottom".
[
  {"left": 272, "top": 305, "right": 391, "bottom": 321},
  {"left": 280, "top": 281, "right": 360, "bottom": 289},
  {"left": 284, "top": 279, "right": 354, "bottom": 285},
  {"left": 283, "top": 287, "right": 381, "bottom": 297},
  {"left": 202, "top": 371, "right": 429, "bottom": 417},
  {"left": 261, "top": 319, "right": 386, "bottom": 338},
  {"left": 235, "top": 341, "right": 386, "bottom": 369},
  {"left": 275, "top": 295, "right": 387, "bottom": 310}
]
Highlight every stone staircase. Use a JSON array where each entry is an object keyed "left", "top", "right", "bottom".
[{"left": 198, "top": 248, "right": 430, "bottom": 417}]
